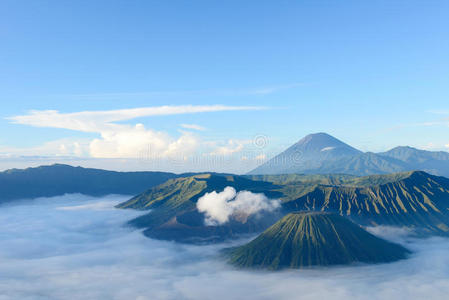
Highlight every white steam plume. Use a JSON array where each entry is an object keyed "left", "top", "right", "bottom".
[{"left": 196, "top": 186, "right": 281, "bottom": 226}]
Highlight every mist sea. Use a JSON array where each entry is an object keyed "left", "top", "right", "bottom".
[{"left": 1, "top": 194, "right": 449, "bottom": 300}]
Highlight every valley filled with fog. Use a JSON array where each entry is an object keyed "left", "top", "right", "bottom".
[{"left": 1, "top": 194, "right": 449, "bottom": 300}]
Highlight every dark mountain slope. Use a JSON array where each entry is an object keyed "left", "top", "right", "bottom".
[
  {"left": 0, "top": 164, "right": 177, "bottom": 202},
  {"left": 228, "top": 212, "right": 409, "bottom": 269}
]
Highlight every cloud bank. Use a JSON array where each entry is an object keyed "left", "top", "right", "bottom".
[
  {"left": 6, "top": 105, "right": 263, "bottom": 160},
  {"left": 2, "top": 195, "right": 449, "bottom": 300},
  {"left": 196, "top": 187, "right": 281, "bottom": 225}
]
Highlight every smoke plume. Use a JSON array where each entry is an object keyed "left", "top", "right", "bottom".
[{"left": 196, "top": 187, "right": 281, "bottom": 225}]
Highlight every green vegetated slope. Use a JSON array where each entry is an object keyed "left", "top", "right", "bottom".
[
  {"left": 248, "top": 171, "right": 413, "bottom": 187},
  {"left": 282, "top": 171, "right": 449, "bottom": 234},
  {"left": 228, "top": 212, "right": 410, "bottom": 269},
  {"left": 117, "top": 170, "right": 449, "bottom": 242},
  {"left": 117, "top": 173, "right": 283, "bottom": 242}
]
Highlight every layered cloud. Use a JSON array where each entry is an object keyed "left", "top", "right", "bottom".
[
  {"left": 7, "top": 105, "right": 263, "bottom": 159},
  {"left": 196, "top": 187, "right": 281, "bottom": 225},
  {"left": 0, "top": 138, "right": 90, "bottom": 157}
]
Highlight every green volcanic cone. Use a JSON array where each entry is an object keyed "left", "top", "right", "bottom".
[{"left": 228, "top": 212, "right": 410, "bottom": 270}]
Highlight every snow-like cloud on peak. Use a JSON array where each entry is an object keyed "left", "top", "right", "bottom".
[{"left": 321, "top": 146, "right": 335, "bottom": 152}]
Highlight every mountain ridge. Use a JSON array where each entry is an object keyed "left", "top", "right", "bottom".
[
  {"left": 118, "top": 170, "right": 449, "bottom": 243},
  {"left": 281, "top": 171, "right": 449, "bottom": 235},
  {"left": 0, "top": 164, "right": 178, "bottom": 202},
  {"left": 248, "top": 133, "right": 449, "bottom": 177}
]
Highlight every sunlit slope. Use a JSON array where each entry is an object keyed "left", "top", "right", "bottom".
[
  {"left": 228, "top": 212, "right": 410, "bottom": 269},
  {"left": 282, "top": 171, "right": 449, "bottom": 234},
  {"left": 117, "top": 171, "right": 449, "bottom": 240},
  {"left": 116, "top": 173, "right": 281, "bottom": 230}
]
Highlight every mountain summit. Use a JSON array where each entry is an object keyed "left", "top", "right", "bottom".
[
  {"left": 286, "top": 132, "right": 361, "bottom": 156},
  {"left": 249, "top": 133, "right": 362, "bottom": 175},
  {"left": 248, "top": 133, "right": 449, "bottom": 177}
]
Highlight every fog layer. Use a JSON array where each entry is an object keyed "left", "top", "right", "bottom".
[{"left": 1, "top": 195, "right": 449, "bottom": 300}]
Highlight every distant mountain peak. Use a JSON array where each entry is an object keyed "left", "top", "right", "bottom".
[
  {"left": 248, "top": 133, "right": 362, "bottom": 175},
  {"left": 248, "top": 132, "right": 449, "bottom": 177},
  {"left": 296, "top": 132, "right": 354, "bottom": 146},
  {"left": 285, "top": 132, "right": 362, "bottom": 155}
]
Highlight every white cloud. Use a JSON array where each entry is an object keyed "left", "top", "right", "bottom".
[
  {"left": 87, "top": 123, "right": 200, "bottom": 159},
  {"left": 7, "top": 105, "right": 262, "bottom": 159},
  {"left": 196, "top": 187, "right": 281, "bottom": 225},
  {"left": 180, "top": 124, "right": 206, "bottom": 131},
  {"left": 208, "top": 139, "right": 250, "bottom": 156}
]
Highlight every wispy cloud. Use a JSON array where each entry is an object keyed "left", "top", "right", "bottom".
[
  {"left": 427, "top": 109, "right": 449, "bottom": 115},
  {"left": 414, "top": 121, "right": 449, "bottom": 127},
  {"left": 180, "top": 124, "right": 206, "bottom": 131},
  {"left": 8, "top": 105, "right": 265, "bottom": 132},
  {"left": 0, "top": 138, "right": 90, "bottom": 157},
  {"left": 50, "top": 83, "right": 304, "bottom": 100}
]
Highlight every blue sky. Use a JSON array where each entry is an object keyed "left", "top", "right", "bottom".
[{"left": 0, "top": 1, "right": 448, "bottom": 172}]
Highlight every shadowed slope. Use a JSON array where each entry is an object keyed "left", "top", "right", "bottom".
[{"left": 0, "top": 164, "right": 177, "bottom": 202}]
